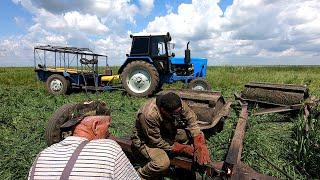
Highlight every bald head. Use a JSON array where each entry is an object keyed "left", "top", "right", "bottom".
[{"left": 73, "top": 115, "right": 111, "bottom": 140}]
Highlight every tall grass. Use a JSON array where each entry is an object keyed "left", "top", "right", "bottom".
[
  {"left": 0, "top": 66, "right": 320, "bottom": 179},
  {"left": 206, "top": 66, "right": 320, "bottom": 97},
  {"left": 290, "top": 108, "right": 320, "bottom": 178}
]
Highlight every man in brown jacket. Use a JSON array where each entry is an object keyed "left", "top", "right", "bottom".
[{"left": 131, "top": 92, "right": 211, "bottom": 179}]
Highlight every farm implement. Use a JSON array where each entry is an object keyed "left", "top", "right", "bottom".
[
  {"left": 43, "top": 85, "right": 318, "bottom": 179},
  {"left": 34, "top": 32, "right": 211, "bottom": 97},
  {"left": 237, "top": 82, "right": 311, "bottom": 115},
  {"left": 111, "top": 101, "right": 277, "bottom": 180}
]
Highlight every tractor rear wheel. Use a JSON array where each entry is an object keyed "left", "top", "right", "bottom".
[
  {"left": 45, "top": 102, "right": 78, "bottom": 146},
  {"left": 46, "top": 74, "right": 70, "bottom": 95},
  {"left": 188, "top": 78, "right": 212, "bottom": 91},
  {"left": 121, "top": 61, "right": 159, "bottom": 97}
]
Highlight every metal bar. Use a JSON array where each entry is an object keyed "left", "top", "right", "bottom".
[
  {"left": 33, "top": 48, "right": 36, "bottom": 69},
  {"left": 76, "top": 54, "right": 78, "bottom": 69},
  {"left": 34, "top": 45, "right": 107, "bottom": 57},
  {"left": 231, "top": 162, "right": 277, "bottom": 180},
  {"left": 70, "top": 54, "right": 76, "bottom": 66},
  {"left": 44, "top": 49, "right": 46, "bottom": 66},
  {"left": 64, "top": 53, "right": 66, "bottom": 71},
  {"left": 55, "top": 52, "right": 57, "bottom": 68},
  {"left": 245, "top": 82, "right": 308, "bottom": 93},
  {"left": 35, "top": 50, "right": 42, "bottom": 65},
  {"left": 77, "top": 54, "right": 79, "bottom": 84},
  {"left": 253, "top": 105, "right": 302, "bottom": 115},
  {"left": 224, "top": 102, "right": 248, "bottom": 166}
]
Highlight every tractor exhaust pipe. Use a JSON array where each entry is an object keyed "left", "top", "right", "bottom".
[{"left": 185, "top": 41, "right": 191, "bottom": 64}]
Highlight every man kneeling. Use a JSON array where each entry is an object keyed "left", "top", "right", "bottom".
[{"left": 131, "top": 92, "right": 212, "bottom": 179}]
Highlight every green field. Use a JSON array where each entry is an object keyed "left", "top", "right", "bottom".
[{"left": 0, "top": 66, "right": 319, "bottom": 179}]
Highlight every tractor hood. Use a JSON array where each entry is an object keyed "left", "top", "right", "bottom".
[
  {"left": 170, "top": 56, "right": 207, "bottom": 65},
  {"left": 170, "top": 56, "right": 208, "bottom": 77}
]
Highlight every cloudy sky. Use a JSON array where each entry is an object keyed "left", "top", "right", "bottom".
[{"left": 0, "top": 0, "right": 319, "bottom": 66}]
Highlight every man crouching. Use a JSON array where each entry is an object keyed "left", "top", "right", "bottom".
[{"left": 131, "top": 92, "right": 212, "bottom": 179}]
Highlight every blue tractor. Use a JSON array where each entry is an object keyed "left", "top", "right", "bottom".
[
  {"left": 119, "top": 32, "right": 210, "bottom": 97},
  {"left": 34, "top": 32, "right": 210, "bottom": 97}
]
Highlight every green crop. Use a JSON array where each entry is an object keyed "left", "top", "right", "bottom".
[{"left": 0, "top": 66, "right": 319, "bottom": 179}]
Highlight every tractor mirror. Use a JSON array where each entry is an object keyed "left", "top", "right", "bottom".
[{"left": 166, "top": 32, "right": 172, "bottom": 41}]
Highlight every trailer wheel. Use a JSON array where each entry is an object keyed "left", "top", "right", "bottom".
[
  {"left": 46, "top": 74, "right": 70, "bottom": 95},
  {"left": 45, "top": 103, "right": 79, "bottom": 146},
  {"left": 188, "top": 78, "right": 212, "bottom": 91},
  {"left": 121, "top": 61, "right": 159, "bottom": 97}
]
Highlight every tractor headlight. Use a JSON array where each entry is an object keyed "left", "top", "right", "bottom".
[{"left": 188, "top": 65, "right": 194, "bottom": 72}]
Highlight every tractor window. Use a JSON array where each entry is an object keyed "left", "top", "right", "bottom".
[
  {"left": 157, "top": 42, "right": 166, "bottom": 56},
  {"left": 151, "top": 37, "right": 167, "bottom": 57},
  {"left": 167, "top": 42, "right": 175, "bottom": 56},
  {"left": 130, "top": 37, "right": 149, "bottom": 55}
]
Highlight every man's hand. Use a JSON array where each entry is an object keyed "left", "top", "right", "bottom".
[
  {"left": 172, "top": 142, "right": 194, "bottom": 157},
  {"left": 193, "top": 133, "right": 211, "bottom": 165}
]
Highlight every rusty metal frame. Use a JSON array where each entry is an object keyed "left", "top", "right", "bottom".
[
  {"left": 235, "top": 93, "right": 304, "bottom": 116},
  {"left": 111, "top": 100, "right": 277, "bottom": 179},
  {"left": 221, "top": 101, "right": 277, "bottom": 179},
  {"left": 238, "top": 82, "right": 309, "bottom": 116},
  {"left": 158, "top": 89, "right": 232, "bottom": 130}
]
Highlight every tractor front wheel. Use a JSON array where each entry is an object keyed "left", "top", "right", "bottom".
[
  {"left": 46, "top": 74, "right": 70, "bottom": 95},
  {"left": 188, "top": 78, "right": 212, "bottom": 91},
  {"left": 121, "top": 61, "right": 159, "bottom": 97}
]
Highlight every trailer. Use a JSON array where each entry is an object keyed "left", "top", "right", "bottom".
[{"left": 34, "top": 45, "right": 121, "bottom": 95}]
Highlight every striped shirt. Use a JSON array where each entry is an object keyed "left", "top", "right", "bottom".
[{"left": 28, "top": 136, "right": 140, "bottom": 180}]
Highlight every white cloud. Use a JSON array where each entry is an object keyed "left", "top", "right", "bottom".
[
  {"left": 64, "top": 11, "right": 109, "bottom": 34},
  {"left": 15, "top": 0, "right": 141, "bottom": 24},
  {"left": 1, "top": 0, "right": 141, "bottom": 66},
  {"left": 0, "top": 23, "right": 69, "bottom": 66},
  {"left": 139, "top": 0, "right": 154, "bottom": 16},
  {"left": 141, "top": 0, "right": 320, "bottom": 65},
  {"left": 31, "top": 9, "right": 108, "bottom": 35},
  {"left": 2, "top": 0, "right": 320, "bottom": 66},
  {"left": 93, "top": 34, "right": 132, "bottom": 65}
]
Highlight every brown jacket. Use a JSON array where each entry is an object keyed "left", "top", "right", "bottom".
[{"left": 131, "top": 98, "right": 201, "bottom": 151}]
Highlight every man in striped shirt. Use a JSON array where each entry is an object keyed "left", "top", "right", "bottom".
[{"left": 28, "top": 114, "right": 140, "bottom": 179}]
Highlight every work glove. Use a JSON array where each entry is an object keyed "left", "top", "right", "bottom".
[
  {"left": 193, "top": 133, "right": 211, "bottom": 165},
  {"left": 172, "top": 142, "right": 194, "bottom": 157}
]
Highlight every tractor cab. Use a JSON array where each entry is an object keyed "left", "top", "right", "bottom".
[
  {"left": 128, "top": 32, "right": 174, "bottom": 73},
  {"left": 130, "top": 32, "right": 173, "bottom": 57}
]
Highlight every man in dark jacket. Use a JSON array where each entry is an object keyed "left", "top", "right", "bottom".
[{"left": 131, "top": 92, "right": 211, "bottom": 179}]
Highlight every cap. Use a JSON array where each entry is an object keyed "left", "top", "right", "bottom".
[{"left": 60, "top": 100, "right": 110, "bottom": 130}]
